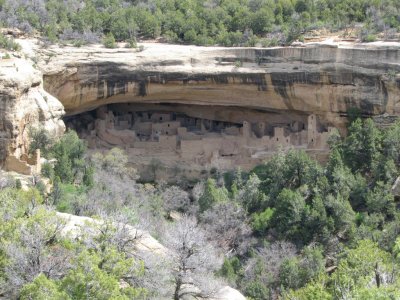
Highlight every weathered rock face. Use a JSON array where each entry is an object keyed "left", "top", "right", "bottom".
[
  {"left": 38, "top": 42, "right": 400, "bottom": 131},
  {"left": 0, "top": 57, "right": 65, "bottom": 169}
]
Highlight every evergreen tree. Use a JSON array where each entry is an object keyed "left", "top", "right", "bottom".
[{"left": 198, "top": 178, "right": 228, "bottom": 213}]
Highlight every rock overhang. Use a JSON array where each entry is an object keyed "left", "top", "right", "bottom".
[
  {"left": 36, "top": 42, "right": 400, "bottom": 128},
  {"left": 3, "top": 39, "right": 400, "bottom": 175}
]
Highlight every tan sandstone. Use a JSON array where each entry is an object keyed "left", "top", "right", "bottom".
[
  {"left": 30, "top": 40, "right": 400, "bottom": 132},
  {"left": 0, "top": 55, "right": 64, "bottom": 173},
  {"left": 7, "top": 39, "right": 393, "bottom": 177},
  {"left": 3, "top": 39, "right": 400, "bottom": 175}
]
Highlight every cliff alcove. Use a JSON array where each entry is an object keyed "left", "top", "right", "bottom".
[
  {"left": 65, "top": 102, "right": 333, "bottom": 180},
  {"left": 4, "top": 41, "right": 400, "bottom": 177},
  {"left": 4, "top": 1, "right": 400, "bottom": 298}
]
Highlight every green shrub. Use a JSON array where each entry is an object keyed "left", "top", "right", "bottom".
[
  {"left": 53, "top": 183, "right": 85, "bottom": 213},
  {"left": 252, "top": 207, "right": 275, "bottom": 234},
  {"left": 49, "top": 130, "right": 91, "bottom": 185},
  {"left": 218, "top": 257, "right": 242, "bottom": 285},
  {"left": 41, "top": 162, "right": 55, "bottom": 180},
  {"left": 15, "top": 179, "right": 22, "bottom": 189},
  {"left": 260, "top": 38, "right": 279, "bottom": 47},
  {"left": 0, "top": 33, "right": 21, "bottom": 51},
  {"left": 163, "top": 30, "right": 179, "bottom": 43},
  {"left": 20, "top": 274, "right": 67, "bottom": 300},
  {"left": 234, "top": 60, "right": 242, "bottom": 67},
  {"left": 362, "top": 34, "right": 377, "bottom": 42},
  {"left": 244, "top": 280, "right": 270, "bottom": 300},
  {"left": 194, "top": 35, "right": 215, "bottom": 46},
  {"left": 183, "top": 28, "right": 197, "bottom": 43},
  {"left": 125, "top": 37, "right": 137, "bottom": 48},
  {"left": 199, "top": 178, "right": 229, "bottom": 213},
  {"left": 72, "top": 39, "right": 84, "bottom": 47},
  {"left": 35, "top": 181, "right": 47, "bottom": 196},
  {"left": 28, "top": 126, "right": 52, "bottom": 156},
  {"left": 279, "top": 257, "right": 302, "bottom": 289},
  {"left": 103, "top": 33, "right": 117, "bottom": 48}
]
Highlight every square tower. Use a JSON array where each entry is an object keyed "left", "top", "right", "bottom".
[{"left": 307, "top": 114, "right": 317, "bottom": 146}]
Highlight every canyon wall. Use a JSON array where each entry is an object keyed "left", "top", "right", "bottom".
[
  {"left": 38, "top": 42, "right": 400, "bottom": 131},
  {"left": 3, "top": 40, "right": 400, "bottom": 174},
  {"left": 0, "top": 57, "right": 64, "bottom": 172}
]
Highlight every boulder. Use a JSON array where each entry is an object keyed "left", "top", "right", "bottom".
[{"left": 211, "top": 286, "right": 247, "bottom": 300}]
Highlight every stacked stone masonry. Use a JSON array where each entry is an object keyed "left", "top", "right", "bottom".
[
  {"left": 68, "top": 104, "right": 333, "bottom": 173},
  {"left": 5, "top": 149, "right": 41, "bottom": 175}
]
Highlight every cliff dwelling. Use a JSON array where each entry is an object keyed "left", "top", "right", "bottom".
[
  {"left": 4, "top": 40, "right": 400, "bottom": 178},
  {"left": 65, "top": 103, "right": 334, "bottom": 180}
]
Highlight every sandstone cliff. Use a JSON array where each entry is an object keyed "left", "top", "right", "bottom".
[
  {"left": 0, "top": 56, "right": 64, "bottom": 172},
  {"left": 35, "top": 41, "right": 400, "bottom": 131},
  {"left": 4, "top": 39, "right": 400, "bottom": 174}
]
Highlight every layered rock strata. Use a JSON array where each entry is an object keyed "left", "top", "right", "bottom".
[
  {"left": 37, "top": 41, "right": 400, "bottom": 132},
  {"left": 4, "top": 39, "right": 400, "bottom": 175}
]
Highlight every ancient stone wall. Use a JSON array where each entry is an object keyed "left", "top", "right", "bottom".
[
  {"left": 5, "top": 149, "right": 41, "bottom": 175},
  {"left": 152, "top": 121, "right": 181, "bottom": 136},
  {"left": 73, "top": 104, "right": 331, "bottom": 175}
]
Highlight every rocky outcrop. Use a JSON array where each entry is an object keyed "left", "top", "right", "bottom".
[
  {"left": 57, "top": 212, "right": 167, "bottom": 255},
  {"left": 211, "top": 286, "right": 246, "bottom": 300},
  {"left": 36, "top": 41, "right": 400, "bottom": 131},
  {"left": 4, "top": 39, "right": 400, "bottom": 174},
  {"left": 0, "top": 57, "right": 64, "bottom": 171},
  {"left": 57, "top": 212, "right": 246, "bottom": 300}
]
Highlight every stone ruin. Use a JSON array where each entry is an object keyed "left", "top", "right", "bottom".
[
  {"left": 67, "top": 104, "right": 334, "bottom": 177},
  {"left": 5, "top": 149, "right": 41, "bottom": 176}
]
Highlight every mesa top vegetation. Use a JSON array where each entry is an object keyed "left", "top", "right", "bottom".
[{"left": 0, "top": 0, "right": 399, "bottom": 46}]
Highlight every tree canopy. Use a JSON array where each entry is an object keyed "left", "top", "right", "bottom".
[
  {"left": 0, "top": 0, "right": 399, "bottom": 46},
  {"left": 4, "top": 116, "right": 400, "bottom": 299}
]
